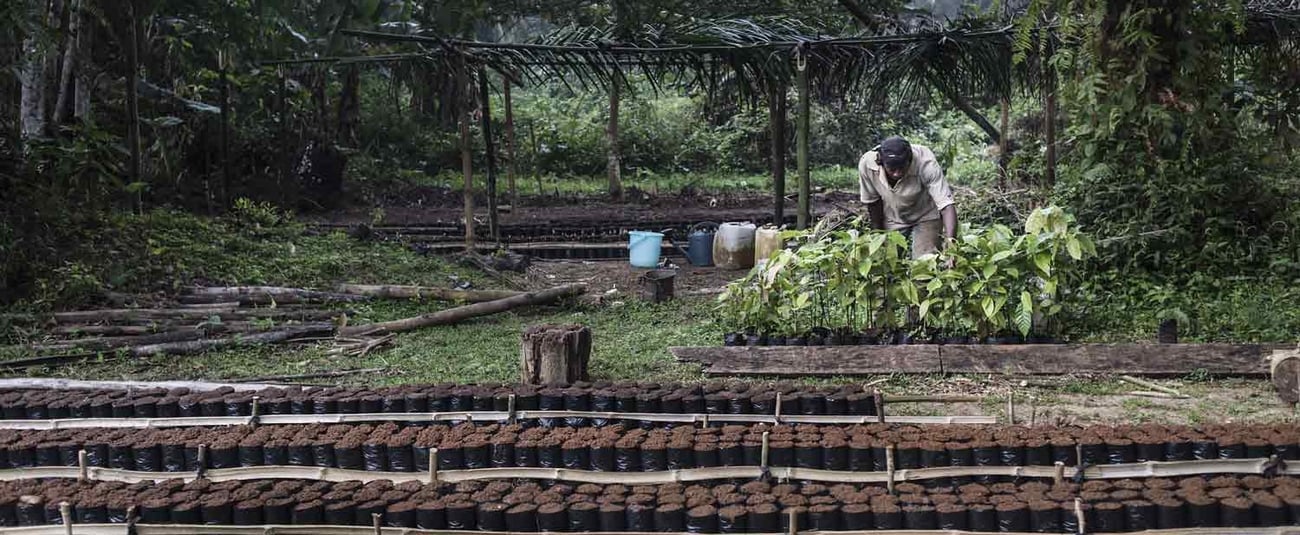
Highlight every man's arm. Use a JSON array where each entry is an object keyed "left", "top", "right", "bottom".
[
  {"left": 940, "top": 204, "right": 957, "bottom": 242},
  {"left": 866, "top": 201, "right": 885, "bottom": 230}
]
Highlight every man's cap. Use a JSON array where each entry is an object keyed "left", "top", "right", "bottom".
[{"left": 879, "top": 136, "right": 912, "bottom": 170}]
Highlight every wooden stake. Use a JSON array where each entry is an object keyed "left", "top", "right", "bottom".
[
  {"left": 77, "top": 449, "right": 88, "bottom": 482},
  {"left": 760, "top": 431, "right": 770, "bottom": 469},
  {"left": 873, "top": 391, "right": 885, "bottom": 423},
  {"left": 1073, "top": 498, "right": 1086, "bottom": 534},
  {"left": 507, "top": 394, "right": 517, "bottom": 425},
  {"left": 1053, "top": 461, "right": 1065, "bottom": 485},
  {"left": 59, "top": 502, "right": 72, "bottom": 535},
  {"left": 794, "top": 49, "right": 811, "bottom": 229},
  {"left": 774, "top": 392, "right": 783, "bottom": 424},
  {"left": 429, "top": 448, "right": 439, "bottom": 484},
  {"left": 372, "top": 512, "right": 383, "bottom": 534},
  {"left": 786, "top": 508, "right": 797, "bottom": 535},
  {"left": 197, "top": 445, "right": 208, "bottom": 478},
  {"left": 885, "top": 444, "right": 896, "bottom": 494},
  {"left": 1006, "top": 392, "right": 1015, "bottom": 425}
]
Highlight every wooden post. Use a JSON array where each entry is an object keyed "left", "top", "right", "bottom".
[
  {"left": 607, "top": 79, "right": 623, "bottom": 201},
  {"left": 458, "top": 61, "right": 475, "bottom": 250},
  {"left": 478, "top": 68, "right": 499, "bottom": 244},
  {"left": 503, "top": 74, "right": 518, "bottom": 208},
  {"left": 1271, "top": 350, "right": 1300, "bottom": 404},
  {"left": 520, "top": 324, "right": 592, "bottom": 385},
  {"left": 795, "top": 53, "right": 811, "bottom": 229},
  {"left": 769, "top": 83, "right": 787, "bottom": 225}
]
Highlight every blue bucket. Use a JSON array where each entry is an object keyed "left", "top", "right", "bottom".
[{"left": 628, "top": 231, "right": 664, "bottom": 268}]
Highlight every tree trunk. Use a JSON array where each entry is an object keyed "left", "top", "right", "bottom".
[
  {"left": 796, "top": 62, "right": 811, "bottom": 229},
  {"left": 337, "top": 64, "right": 360, "bottom": 147},
  {"left": 459, "top": 64, "right": 475, "bottom": 250},
  {"left": 218, "top": 52, "right": 232, "bottom": 205},
  {"left": 338, "top": 284, "right": 586, "bottom": 336},
  {"left": 478, "top": 68, "right": 499, "bottom": 244},
  {"left": 53, "top": 0, "right": 82, "bottom": 126},
  {"left": 768, "top": 83, "right": 787, "bottom": 225},
  {"left": 72, "top": 0, "right": 93, "bottom": 120},
  {"left": 19, "top": 0, "right": 50, "bottom": 141},
  {"left": 520, "top": 324, "right": 591, "bottom": 385},
  {"left": 125, "top": 2, "right": 142, "bottom": 207},
  {"left": 997, "top": 98, "right": 1010, "bottom": 188},
  {"left": 1044, "top": 36, "right": 1058, "bottom": 187},
  {"left": 504, "top": 77, "right": 518, "bottom": 208},
  {"left": 607, "top": 80, "right": 623, "bottom": 201},
  {"left": 932, "top": 76, "right": 1001, "bottom": 144}
]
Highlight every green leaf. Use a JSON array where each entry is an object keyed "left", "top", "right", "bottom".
[
  {"left": 981, "top": 296, "right": 997, "bottom": 320},
  {"left": 1034, "top": 253, "right": 1052, "bottom": 275},
  {"left": 919, "top": 299, "right": 933, "bottom": 320},
  {"left": 1067, "top": 237, "right": 1083, "bottom": 260},
  {"left": 1016, "top": 291, "right": 1033, "bottom": 337},
  {"left": 991, "top": 250, "right": 1014, "bottom": 263}
]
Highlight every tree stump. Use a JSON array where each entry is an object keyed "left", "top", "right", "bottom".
[
  {"left": 1272, "top": 350, "right": 1300, "bottom": 404},
  {"left": 521, "top": 324, "right": 591, "bottom": 385}
]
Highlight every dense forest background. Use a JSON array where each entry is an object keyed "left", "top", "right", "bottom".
[{"left": 2, "top": 0, "right": 1299, "bottom": 340}]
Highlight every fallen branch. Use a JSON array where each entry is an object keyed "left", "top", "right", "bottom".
[
  {"left": 338, "top": 284, "right": 586, "bottom": 336},
  {"left": 16, "top": 323, "right": 281, "bottom": 352},
  {"left": 3, "top": 308, "right": 344, "bottom": 325},
  {"left": 336, "top": 284, "right": 522, "bottom": 303},
  {"left": 1127, "top": 390, "right": 1190, "bottom": 399},
  {"left": 1118, "top": 375, "right": 1186, "bottom": 397},
  {"left": 180, "top": 286, "right": 370, "bottom": 305},
  {"left": 234, "top": 367, "right": 390, "bottom": 383},
  {"left": 0, "top": 323, "right": 336, "bottom": 369},
  {"left": 328, "top": 334, "right": 396, "bottom": 358}
]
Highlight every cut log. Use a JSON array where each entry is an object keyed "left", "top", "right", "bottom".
[
  {"left": 671, "top": 346, "right": 942, "bottom": 376},
  {"left": 181, "top": 286, "right": 370, "bottom": 305},
  {"left": 938, "top": 344, "right": 1274, "bottom": 376},
  {"left": 3, "top": 308, "right": 343, "bottom": 324},
  {"left": 520, "top": 324, "right": 592, "bottom": 384},
  {"left": 337, "top": 284, "right": 585, "bottom": 336},
  {"left": 335, "top": 284, "right": 522, "bottom": 303},
  {"left": 671, "top": 343, "right": 1282, "bottom": 377},
  {"left": 1272, "top": 349, "right": 1300, "bottom": 404}
]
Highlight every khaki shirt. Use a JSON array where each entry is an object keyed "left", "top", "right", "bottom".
[{"left": 857, "top": 144, "right": 955, "bottom": 230}]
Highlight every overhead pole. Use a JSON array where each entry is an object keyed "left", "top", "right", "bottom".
[
  {"left": 795, "top": 49, "right": 811, "bottom": 230},
  {"left": 478, "top": 67, "right": 500, "bottom": 245}
]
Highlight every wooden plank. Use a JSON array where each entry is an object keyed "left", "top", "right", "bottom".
[
  {"left": 671, "top": 343, "right": 1282, "bottom": 377},
  {"left": 670, "top": 346, "right": 941, "bottom": 376},
  {"left": 939, "top": 343, "right": 1273, "bottom": 377}
]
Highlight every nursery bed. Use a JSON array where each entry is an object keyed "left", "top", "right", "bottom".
[{"left": 1, "top": 476, "right": 1299, "bottom": 532}]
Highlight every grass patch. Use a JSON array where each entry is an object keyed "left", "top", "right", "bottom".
[{"left": 14, "top": 298, "right": 723, "bottom": 385}]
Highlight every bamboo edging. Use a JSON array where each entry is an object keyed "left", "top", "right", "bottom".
[
  {"left": 0, "top": 524, "right": 1297, "bottom": 535},
  {"left": 0, "top": 411, "right": 995, "bottom": 431},
  {"left": 0, "top": 452, "right": 1292, "bottom": 486}
]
